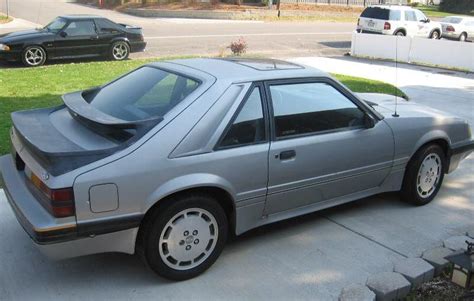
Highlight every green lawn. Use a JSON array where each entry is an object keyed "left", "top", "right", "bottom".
[
  {"left": 0, "top": 57, "right": 406, "bottom": 155},
  {"left": 418, "top": 5, "right": 474, "bottom": 18},
  {"left": 0, "top": 13, "right": 12, "bottom": 24}
]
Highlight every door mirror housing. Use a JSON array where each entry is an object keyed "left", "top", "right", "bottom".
[
  {"left": 59, "top": 31, "right": 68, "bottom": 38},
  {"left": 363, "top": 114, "right": 376, "bottom": 129}
]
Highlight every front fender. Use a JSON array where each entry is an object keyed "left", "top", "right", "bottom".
[
  {"left": 144, "top": 173, "right": 237, "bottom": 212},
  {"left": 410, "top": 129, "right": 451, "bottom": 159}
]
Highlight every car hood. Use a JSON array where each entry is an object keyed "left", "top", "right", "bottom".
[
  {"left": 0, "top": 28, "right": 52, "bottom": 42},
  {"left": 357, "top": 93, "right": 458, "bottom": 120}
]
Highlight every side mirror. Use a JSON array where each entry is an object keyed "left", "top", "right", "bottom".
[
  {"left": 364, "top": 114, "right": 376, "bottom": 129},
  {"left": 424, "top": 19, "right": 431, "bottom": 23},
  {"left": 59, "top": 31, "right": 67, "bottom": 38}
]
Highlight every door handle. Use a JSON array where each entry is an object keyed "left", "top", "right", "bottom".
[{"left": 278, "top": 150, "right": 296, "bottom": 160}]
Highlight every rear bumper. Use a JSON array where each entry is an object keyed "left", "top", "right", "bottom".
[
  {"left": 0, "top": 155, "right": 77, "bottom": 244},
  {"left": 0, "top": 154, "right": 139, "bottom": 259},
  {"left": 130, "top": 41, "right": 146, "bottom": 53},
  {"left": 447, "top": 140, "right": 474, "bottom": 173}
]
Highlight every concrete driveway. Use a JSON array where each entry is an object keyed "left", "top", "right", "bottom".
[{"left": 0, "top": 57, "right": 473, "bottom": 300}]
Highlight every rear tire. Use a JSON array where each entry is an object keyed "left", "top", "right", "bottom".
[
  {"left": 459, "top": 33, "right": 467, "bottom": 42},
  {"left": 141, "top": 193, "right": 228, "bottom": 281},
  {"left": 21, "top": 46, "right": 46, "bottom": 67},
  {"left": 394, "top": 30, "right": 406, "bottom": 37},
  {"left": 109, "top": 41, "right": 130, "bottom": 61},
  {"left": 400, "top": 144, "right": 446, "bottom": 206}
]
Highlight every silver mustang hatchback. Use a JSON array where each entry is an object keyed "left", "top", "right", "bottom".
[{"left": 1, "top": 58, "right": 473, "bottom": 280}]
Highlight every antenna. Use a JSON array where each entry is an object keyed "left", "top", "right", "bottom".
[{"left": 392, "top": 34, "right": 400, "bottom": 118}]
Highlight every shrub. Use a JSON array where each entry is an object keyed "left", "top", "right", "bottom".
[
  {"left": 228, "top": 37, "right": 247, "bottom": 56},
  {"left": 440, "top": 0, "right": 474, "bottom": 13}
]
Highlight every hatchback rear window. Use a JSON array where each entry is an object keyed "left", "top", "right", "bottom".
[
  {"left": 86, "top": 67, "right": 200, "bottom": 122},
  {"left": 361, "top": 7, "right": 400, "bottom": 21}
]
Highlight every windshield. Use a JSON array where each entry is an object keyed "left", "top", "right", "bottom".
[
  {"left": 86, "top": 67, "right": 200, "bottom": 122},
  {"left": 44, "top": 17, "right": 67, "bottom": 33},
  {"left": 441, "top": 17, "right": 463, "bottom": 24}
]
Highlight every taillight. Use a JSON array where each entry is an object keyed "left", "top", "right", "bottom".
[
  {"left": 446, "top": 25, "right": 455, "bottom": 32},
  {"left": 384, "top": 22, "right": 391, "bottom": 30},
  {"left": 31, "top": 173, "right": 75, "bottom": 218}
]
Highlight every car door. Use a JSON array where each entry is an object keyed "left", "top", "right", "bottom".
[
  {"left": 94, "top": 18, "right": 123, "bottom": 55},
  {"left": 414, "top": 10, "right": 431, "bottom": 37},
  {"left": 404, "top": 10, "right": 419, "bottom": 36},
  {"left": 54, "top": 20, "right": 100, "bottom": 58},
  {"left": 263, "top": 79, "right": 394, "bottom": 215}
]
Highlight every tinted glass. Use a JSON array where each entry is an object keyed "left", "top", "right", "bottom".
[
  {"left": 389, "top": 10, "right": 401, "bottom": 21},
  {"left": 219, "top": 87, "right": 265, "bottom": 148},
  {"left": 64, "top": 21, "right": 96, "bottom": 36},
  {"left": 361, "top": 7, "right": 390, "bottom": 20},
  {"left": 88, "top": 67, "right": 200, "bottom": 121},
  {"left": 405, "top": 11, "right": 417, "bottom": 22},
  {"left": 270, "top": 83, "right": 365, "bottom": 138},
  {"left": 44, "top": 17, "right": 67, "bottom": 33},
  {"left": 95, "top": 18, "right": 120, "bottom": 33}
]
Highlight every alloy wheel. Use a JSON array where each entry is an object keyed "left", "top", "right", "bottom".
[
  {"left": 416, "top": 153, "right": 442, "bottom": 198},
  {"left": 158, "top": 208, "right": 218, "bottom": 271},
  {"left": 24, "top": 47, "right": 45, "bottom": 66},
  {"left": 112, "top": 42, "right": 128, "bottom": 60}
]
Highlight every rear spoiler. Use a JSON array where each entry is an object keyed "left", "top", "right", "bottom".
[{"left": 62, "top": 91, "right": 162, "bottom": 135}]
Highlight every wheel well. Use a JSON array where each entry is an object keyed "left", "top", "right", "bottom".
[
  {"left": 412, "top": 139, "right": 449, "bottom": 165},
  {"left": 135, "top": 187, "right": 236, "bottom": 252},
  {"left": 394, "top": 28, "right": 406, "bottom": 35},
  {"left": 23, "top": 45, "right": 46, "bottom": 54}
]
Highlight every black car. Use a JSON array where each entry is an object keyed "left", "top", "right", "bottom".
[{"left": 0, "top": 15, "right": 146, "bottom": 67}]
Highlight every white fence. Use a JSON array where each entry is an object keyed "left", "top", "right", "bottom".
[{"left": 351, "top": 32, "right": 474, "bottom": 72}]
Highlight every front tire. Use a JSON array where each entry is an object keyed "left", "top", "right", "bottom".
[
  {"left": 22, "top": 46, "right": 46, "bottom": 67},
  {"left": 430, "top": 30, "right": 440, "bottom": 39},
  {"left": 110, "top": 41, "right": 130, "bottom": 61},
  {"left": 141, "top": 194, "right": 228, "bottom": 281},
  {"left": 400, "top": 144, "right": 446, "bottom": 206}
]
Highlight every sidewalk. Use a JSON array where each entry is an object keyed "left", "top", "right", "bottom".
[{"left": 0, "top": 17, "right": 39, "bottom": 34}]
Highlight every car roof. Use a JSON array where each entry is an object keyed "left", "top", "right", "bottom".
[
  {"left": 59, "top": 15, "right": 105, "bottom": 20},
  {"left": 149, "top": 58, "right": 327, "bottom": 83},
  {"left": 367, "top": 5, "right": 416, "bottom": 11}
]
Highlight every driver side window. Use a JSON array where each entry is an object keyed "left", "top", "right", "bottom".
[{"left": 269, "top": 82, "right": 365, "bottom": 139}]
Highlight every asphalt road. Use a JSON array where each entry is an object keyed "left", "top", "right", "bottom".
[{"left": 0, "top": 0, "right": 354, "bottom": 58}]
